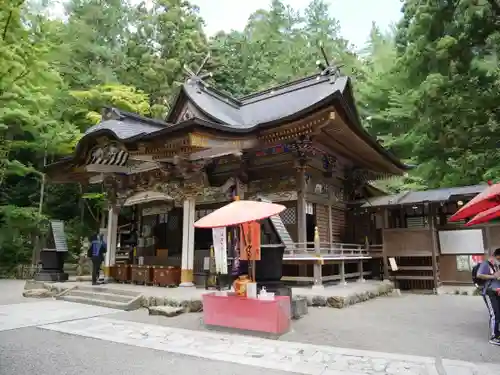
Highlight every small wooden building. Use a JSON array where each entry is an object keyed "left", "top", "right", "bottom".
[
  {"left": 45, "top": 62, "right": 408, "bottom": 286},
  {"left": 351, "top": 184, "right": 500, "bottom": 291}
]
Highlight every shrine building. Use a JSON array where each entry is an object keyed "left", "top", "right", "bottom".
[{"left": 45, "top": 60, "right": 409, "bottom": 287}]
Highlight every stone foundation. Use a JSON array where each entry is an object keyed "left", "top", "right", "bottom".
[
  {"left": 27, "top": 280, "right": 394, "bottom": 312},
  {"left": 294, "top": 281, "right": 394, "bottom": 308}
]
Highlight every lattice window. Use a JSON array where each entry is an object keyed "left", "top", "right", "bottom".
[
  {"left": 407, "top": 216, "right": 426, "bottom": 228},
  {"left": 168, "top": 215, "right": 179, "bottom": 230},
  {"left": 196, "top": 209, "right": 214, "bottom": 220},
  {"left": 280, "top": 207, "right": 296, "bottom": 225}
]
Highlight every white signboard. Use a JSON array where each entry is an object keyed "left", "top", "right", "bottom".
[
  {"left": 212, "top": 227, "right": 228, "bottom": 274},
  {"left": 438, "top": 229, "right": 485, "bottom": 255},
  {"left": 456, "top": 255, "right": 472, "bottom": 272}
]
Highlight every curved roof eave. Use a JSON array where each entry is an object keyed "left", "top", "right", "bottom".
[{"left": 335, "top": 91, "right": 410, "bottom": 172}]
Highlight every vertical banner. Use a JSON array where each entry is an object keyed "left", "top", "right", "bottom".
[
  {"left": 239, "top": 222, "right": 261, "bottom": 261},
  {"left": 212, "top": 227, "right": 228, "bottom": 274}
]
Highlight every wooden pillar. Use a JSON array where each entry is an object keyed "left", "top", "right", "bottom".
[
  {"left": 358, "top": 260, "right": 365, "bottom": 282},
  {"left": 312, "top": 226, "right": 323, "bottom": 289},
  {"left": 104, "top": 205, "right": 119, "bottom": 279},
  {"left": 485, "top": 226, "right": 492, "bottom": 257},
  {"left": 296, "top": 165, "right": 308, "bottom": 280},
  {"left": 327, "top": 201, "right": 333, "bottom": 246},
  {"left": 235, "top": 177, "right": 245, "bottom": 199},
  {"left": 339, "top": 259, "right": 346, "bottom": 285},
  {"left": 358, "top": 239, "right": 366, "bottom": 282},
  {"left": 428, "top": 203, "right": 439, "bottom": 294},
  {"left": 382, "top": 209, "right": 390, "bottom": 280},
  {"left": 296, "top": 165, "right": 307, "bottom": 248},
  {"left": 180, "top": 196, "right": 196, "bottom": 286}
]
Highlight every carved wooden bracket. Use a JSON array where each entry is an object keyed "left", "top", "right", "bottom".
[
  {"left": 345, "top": 167, "right": 377, "bottom": 199},
  {"left": 237, "top": 151, "right": 250, "bottom": 183},
  {"left": 322, "top": 154, "right": 338, "bottom": 178},
  {"left": 289, "top": 136, "right": 315, "bottom": 166}
]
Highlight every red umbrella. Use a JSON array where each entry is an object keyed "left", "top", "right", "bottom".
[
  {"left": 194, "top": 200, "right": 286, "bottom": 228},
  {"left": 465, "top": 204, "right": 500, "bottom": 226},
  {"left": 449, "top": 181, "right": 500, "bottom": 222}
]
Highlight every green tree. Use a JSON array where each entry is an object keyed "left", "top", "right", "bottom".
[{"left": 393, "top": 0, "right": 500, "bottom": 187}]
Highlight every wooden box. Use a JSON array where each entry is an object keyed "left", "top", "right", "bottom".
[
  {"left": 113, "top": 264, "right": 130, "bottom": 283},
  {"left": 152, "top": 266, "right": 181, "bottom": 287},
  {"left": 130, "top": 265, "right": 153, "bottom": 285},
  {"left": 156, "top": 248, "right": 168, "bottom": 258}
]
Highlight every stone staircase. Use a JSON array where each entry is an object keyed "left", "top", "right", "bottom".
[{"left": 56, "top": 285, "right": 143, "bottom": 311}]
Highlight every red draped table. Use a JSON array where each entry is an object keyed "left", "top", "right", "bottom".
[{"left": 203, "top": 292, "right": 291, "bottom": 335}]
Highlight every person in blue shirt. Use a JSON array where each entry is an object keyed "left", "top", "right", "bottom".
[
  {"left": 87, "top": 233, "right": 107, "bottom": 285},
  {"left": 477, "top": 248, "right": 500, "bottom": 346}
]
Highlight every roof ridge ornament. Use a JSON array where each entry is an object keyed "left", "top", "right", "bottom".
[
  {"left": 315, "top": 42, "right": 343, "bottom": 82},
  {"left": 183, "top": 52, "right": 213, "bottom": 93},
  {"left": 101, "top": 107, "right": 123, "bottom": 121}
]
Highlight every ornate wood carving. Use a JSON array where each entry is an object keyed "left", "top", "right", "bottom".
[
  {"left": 247, "top": 176, "right": 297, "bottom": 195},
  {"left": 257, "top": 109, "right": 332, "bottom": 145},
  {"left": 345, "top": 167, "right": 377, "bottom": 199},
  {"left": 322, "top": 154, "right": 338, "bottom": 178},
  {"left": 180, "top": 108, "right": 194, "bottom": 122},
  {"left": 289, "top": 136, "right": 315, "bottom": 166},
  {"left": 237, "top": 151, "right": 250, "bottom": 183}
]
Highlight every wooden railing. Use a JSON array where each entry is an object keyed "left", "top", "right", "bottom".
[{"left": 284, "top": 242, "right": 372, "bottom": 259}]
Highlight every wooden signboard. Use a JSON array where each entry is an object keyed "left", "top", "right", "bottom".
[
  {"left": 50, "top": 220, "right": 68, "bottom": 252},
  {"left": 258, "top": 196, "right": 294, "bottom": 249},
  {"left": 389, "top": 257, "right": 398, "bottom": 272}
]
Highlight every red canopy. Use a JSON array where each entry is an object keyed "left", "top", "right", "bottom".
[
  {"left": 194, "top": 200, "right": 286, "bottom": 228},
  {"left": 449, "top": 182, "right": 500, "bottom": 222},
  {"left": 465, "top": 204, "right": 500, "bottom": 226}
]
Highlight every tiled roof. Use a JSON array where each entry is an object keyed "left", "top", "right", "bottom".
[
  {"left": 179, "top": 74, "right": 348, "bottom": 128},
  {"left": 361, "top": 185, "right": 487, "bottom": 207},
  {"left": 84, "top": 119, "right": 163, "bottom": 140}
]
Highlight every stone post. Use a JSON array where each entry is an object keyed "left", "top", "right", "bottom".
[
  {"left": 312, "top": 226, "right": 324, "bottom": 289},
  {"left": 180, "top": 195, "right": 196, "bottom": 286}
]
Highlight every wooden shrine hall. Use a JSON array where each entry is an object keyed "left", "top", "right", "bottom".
[{"left": 45, "top": 58, "right": 409, "bottom": 287}]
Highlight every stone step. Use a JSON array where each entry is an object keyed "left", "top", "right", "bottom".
[
  {"left": 69, "top": 290, "right": 133, "bottom": 304},
  {"left": 58, "top": 295, "right": 134, "bottom": 311},
  {"left": 74, "top": 285, "right": 141, "bottom": 298}
]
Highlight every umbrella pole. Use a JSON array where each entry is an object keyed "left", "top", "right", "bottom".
[{"left": 252, "top": 259, "right": 256, "bottom": 283}]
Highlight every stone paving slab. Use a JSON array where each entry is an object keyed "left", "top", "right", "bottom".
[
  {"left": 0, "top": 300, "right": 116, "bottom": 332},
  {"left": 39, "top": 316, "right": 498, "bottom": 375}
]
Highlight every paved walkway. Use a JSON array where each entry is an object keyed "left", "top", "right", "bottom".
[
  {"left": 40, "top": 316, "right": 500, "bottom": 375},
  {"left": 0, "top": 300, "right": 116, "bottom": 332}
]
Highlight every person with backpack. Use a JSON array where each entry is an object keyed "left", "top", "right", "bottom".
[
  {"left": 475, "top": 248, "right": 500, "bottom": 346},
  {"left": 87, "top": 233, "right": 107, "bottom": 285}
]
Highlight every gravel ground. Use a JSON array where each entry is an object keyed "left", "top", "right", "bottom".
[
  {"left": 109, "top": 293, "right": 499, "bottom": 364},
  {"left": 0, "top": 327, "right": 291, "bottom": 375}
]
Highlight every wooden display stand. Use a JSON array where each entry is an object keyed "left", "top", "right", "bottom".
[
  {"left": 152, "top": 266, "right": 180, "bottom": 287},
  {"left": 203, "top": 293, "right": 291, "bottom": 336},
  {"left": 130, "top": 265, "right": 153, "bottom": 285},
  {"left": 113, "top": 264, "right": 130, "bottom": 283}
]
